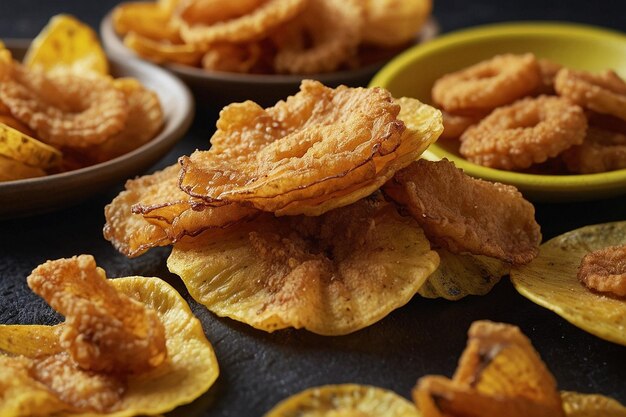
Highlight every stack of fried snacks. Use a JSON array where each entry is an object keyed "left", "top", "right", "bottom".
[
  {"left": 113, "top": 0, "right": 432, "bottom": 74},
  {"left": 0, "top": 15, "right": 164, "bottom": 182},
  {"left": 433, "top": 53, "right": 626, "bottom": 174},
  {"left": 0, "top": 255, "right": 219, "bottom": 416},
  {"left": 105, "top": 81, "right": 543, "bottom": 335}
]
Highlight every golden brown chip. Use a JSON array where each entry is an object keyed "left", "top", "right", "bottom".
[
  {"left": 104, "top": 164, "right": 258, "bottom": 257},
  {"left": 511, "top": 221, "right": 626, "bottom": 345},
  {"left": 0, "top": 154, "right": 47, "bottom": 181},
  {"left": 561, "top": 391, "right": 626, "bottom": 417},
  {"left": 361, "top": 0, "right": 432, "bottom": 47},
  {"left": 562, "top": 127, "right": 626, "bottom": 174},
  {"left": 273, "top": 0, "right": 362, "bottom": 74},
  {"left": 264, "top": 384, "right": 421, "bottom": 417},
  {"left": 413, "top": 321, "right": 565, "bottom": 417},
  {"left": 577, "top": 244, "right": 626, "bottom": 297},
  {"left": 113, "top": 1, "right": 181, "bottom": 42},
  {"left": 418, "top": 249, "right": 509, "bottom": 301},
  {"left": 168, "top": 196, "right": 439, "bottom": 335},
  {"left": 24, "top": 14, "right": 109, "bottom": 75},
  {"left": 176, "top": 0, "right": 265, "bottom": 26},
  {"left": 123, "top": 32, "right": 204, "bottom": 66},
  {"left": 27, "top": 255, "right": 167, "bottom": 374},
  {"left": 0, "top": 122, "right": 62, "bottom": 169},
  {"left": 201, "top": 42, "right": 264, "bottom": 73},
  {"left": 1, "top": 263, "right": 219, "bottom": 416},
  {"left": 383, "top": 159, "right": 541, "bottom": 265}
]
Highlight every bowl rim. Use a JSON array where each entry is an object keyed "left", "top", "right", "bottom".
[
  {"left": 370, "top": 21, "right": 626, "bottom": 195},
  {"left": 99, "top": 8, "right": 440, "bottom": 84},
  {"left": 0, "top": 38, "right": 194, "bottom": 190}
]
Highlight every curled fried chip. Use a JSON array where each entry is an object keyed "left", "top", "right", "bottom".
[
  {"left": 0, "top": 154, "right": 46, "bottom": 181},
  {"left": 273, "top": 0, "right": 362, "bottom": 74},
  {"left": 264, "top": 384, "right": 420, "bottom": 417},
  {"left": 113, "top": 1, "right": 181, "bottom": 42},
  {"left": 168, "top": 197, "right": 439, "bottom": 335},
  {"left": 361, "top": 0, "right": 432, "bottom": 47},
  {"left": 562, "top": 127, "right": 626, "bottom": 174},
  {"left": 124, "top": 32, "right": 204, "bottom": 66},
  {"left": 561, "top": 391, "right": 626, "bottom": 417},
  {"left": 413, "top": 321, "right": 565, "bottom": 417},
  {"left": 383, "top": 159, "right": 541, "bottom": 265},
  {"left": 201, "top": 42, "right": 264, "bottom": 73},
  {"left": 180, "top": 81, "right": 441, "bottom": 216},
  {"left": 1, "top": 257, "right": 219, "bottom": 416},
  {"left": 27, "top": 255, "right": 167, "bottom": 374},
  {"left": 0, "top": 122, "right": 62, "bottom": 169},
  {"left": 0, "top": 62, "right": 128, "bottom": 148},
  {"left": 511, "top": 221, "right": 626, "bottom": 345},
  {"left": 418, "top": 249, "right": 509, "bottom": 301},
  {"left": 176, "top": 0, "right": 265, "bottom": 26},
  {"left": 104, "top": 164, "right": 258, "bottom": 257},
  {"left": 577, "top": 244, "right": 626, "bottom": 297},
  {"left": 24, "top": 14, "right": 109, "bottom": 75}
]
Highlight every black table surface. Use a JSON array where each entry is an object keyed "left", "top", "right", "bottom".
[{"left": 1, "top": 1, "right": 626, "bottom": 416}]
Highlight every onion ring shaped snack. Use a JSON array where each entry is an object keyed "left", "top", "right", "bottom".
[
  {"left": 178, "top": 0, "right": 308, "bottom": 45},
  {"left": 439, "top": 110, "right": 483, "bottom": 140},
  {"left": 562, "top": 127, "right": 626, "bottom": 174},
  {"left": 555, "top": 68, "right": 626, "bottom": 121},
  {"left": 273, "top": 0, "right": 362, "bottom": 74},
  {"left": 432, "top": 54, "right": 541, "bottom": 114},
  {"left": 460, "top": 96, "right": 587, "bottom": 170},
  {"left": 0, "top": 63, "right": 127, "bottom": 148}
]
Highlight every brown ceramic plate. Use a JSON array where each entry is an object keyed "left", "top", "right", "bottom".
[{"left": 0, "top": 39, "right": 194, "bottom": 218}]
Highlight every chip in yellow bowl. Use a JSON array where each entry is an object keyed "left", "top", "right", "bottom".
[{"left": 510, "top": 221, "right": 626, "bottom": 346}]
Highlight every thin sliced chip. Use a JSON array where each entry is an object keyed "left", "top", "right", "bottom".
[
  {"left": 113, "top": 1, "right": 181, "bottom": 42},
  {"left": 418, "top": 249, "right": 509, "bottom": 300},
  {"left": 264, "top": 384, "right": 420, "bottom": 417},
  {"left": 124, "top": 32, "right": 204, "bottom": 66},
  {"left": 0, "top": 154, "right": 46, "bottom": 181},
  {"left": 510, "top": 221, "right": 626, "bottom": 346},
  {"left": 0, "top": 262, "right": 219, "bottom": 416},
  {"left": 168, "top": 196, "right": 439, "bottom": 335},
  {"left": 413, "top": 321, "right": 565, "bottom": 417},
  {"left": 24, "top": 14, "right": 109, "bottom": 75},
  {"left": 0, "top": 122, "right": 62, "bottom": 168},
  {"left": 561, "top": 391, "right": 626, "bottom": 417}
]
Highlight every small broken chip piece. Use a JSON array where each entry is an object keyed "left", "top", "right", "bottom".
[
  {"left": 264, "top": 384, "right": 420, "bottom": 417},
  {"left": 1, "top": 255, "right": 219, "bottom": 416},
  {"left": 168, "top": 196, "right": 439, "bottom": 335},
  {"left": 577, "top": 244, "right": 626, "bottom": 297},
  {"left": 511, "top": 221, "right": 626, "bottom": 345}
]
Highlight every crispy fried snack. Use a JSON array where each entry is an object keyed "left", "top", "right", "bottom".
[
  {"left": 361, "top": 0, "right": 432, "bottom": 47},
  {"left": 201, "top": 42, "right": 264, "bottom": 73},
  {"left": 176, "top": 0, "right": 264, "bottom": 26},
  {"left": 561, "top": 391, "right": 626, "bottom": 417},
  {"left": 432, "top": 54, "right": 542, "bottom": 113},
  {"left": 555, "top": 68, "right": 626, "bottom": 121},
  {"left": 168, "top": 196, "right": 439, "bottom": 335},
  {"left": 413, "top": 321, "right": 565, "bottom": 417},
  {"left": 0, "top": 62, "right": 128, "bottom": 148},
  {"left": 178, "top": 0, "right": 308, "bottom": 45},
  {"left": 0, "top": 154, "right": 46, "bottom": 181},
  {"left": 113, "top": 1, "right": 181, "bottom": 42},
  {"left": 0, "top": 122, "right": 61, "bottom": 169},
  {"left": 460, "top": 95, "right": 587, "bottom": 170},
  {"left": 1, "top": 257, "right": 219, "bottom": 415},
  {"left": 104, "top": 164, "right": 258, "bottom": 257},
  {"left": 123, "top": 32, "right": 204, "bottom": 66},
  {"left": 383, "top": 159, "right": 541, "bottom": 265},
  {"left": 511, "top": 221, "right": 626, "bottom": 345},
  {"left": 562, "top": 127, "right": 626, "bottom": 173},
  {"left": 264, "top": 384, "right": 420, "bottom": 417},
  {"left": 27, "top": 255, "right": 167, "bottom": 374},
  {"left": 439, "top": 110, "right": 483, "bottom": 140},
  {"left": 179, "top": 81, "right": 441, "bottom": 216},
  {"left": 534, "top": 58, "right": 563, "bottom": 95},
  {"left": 419, "top": 249, "right": 509, "bottom": 300},
  {"left": 577, "top": 244, "right": 626, "bottom": 297},
  {"left": 273, "top": 0, "right": 362, "bottom": 74}
]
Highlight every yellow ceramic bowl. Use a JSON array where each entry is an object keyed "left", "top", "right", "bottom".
[{"left": 370, "top": 22, "right": 626, "bottom": 202}]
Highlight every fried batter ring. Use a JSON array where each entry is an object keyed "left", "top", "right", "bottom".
[
  {"left": 273, "top": 0, "right": 362, "bottom": 74},
  {"left": 432, "top": 54, "right": 542, "bottom": 113},
  {"left": 562, "top": 127, "right": 626, "bottom": 174},
  {"left": 460, "top": 95, "right": 587, "bottom": 170},
  {"left": 555, "top": 68, "right": 626, "bottom": 121},
  {"left": 0, "top": 63, "right": 127, "bottom": 148},
  {"left": 578, "top": 244, "right": 626, "bottom": 297}
]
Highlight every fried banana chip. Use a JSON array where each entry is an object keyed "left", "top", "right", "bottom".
[
  {"left": 168, "top": 197, "right": 439, "bottom": 335},
  {"left": 104, "top": 164, "right": 258, "bottom": 257},
  {"left": 1, "top": 255, "right": 219, "bottom": 416},
  {"left": 0, "top": 154, "right": 46, "bottom": 181},
  {"left": 0, "top": 122, "right": 62, "bottom": 169},
  {"left": 413, "top": 321, "right": 565, "bottom": 417},
  {"left": 361, "top": 0, "right": 432, "bottom": 47},
  {"left": 264, "top": 384, "right": 420, "bottom": 417},
  {"left": 384, "top": 159, "right": 541, "bottom": 265},
  {"left": 511, "top": 221, "right": 626, "bottom": 346},
  {"left": 561, "top": 391, "right": 626, "bottom": 417},
  {"left": 418, "top": 249, "right": 509, "bottom": 301},
  {"left": 180, "top": 81, "right": 441, "bottom": 216},
  {"left": 24, "top": 14, "right": 109, "bottom": 75}
]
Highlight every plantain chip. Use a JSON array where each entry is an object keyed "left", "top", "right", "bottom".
[
  {"left": 418, "top": 249, "right": 509, "bottom": 300},
  {"left": 0, "top": 154, "right": 46, "bottom": 182},
  {"left": 24, "top": 14, "right": 109, "bottom": 75},
  {"left": 264, "top": 384, "right": 421, "bottom": 417},
  {"left": 510, "top": 221, "right": 626, "bottom": 346},
  {"left": 0, "top": 122, "right": 62, "bottom": 169},
  {"left": 413, "top": 321, "right": 565, "bottom": 417},
  {"left": 0, "top": 273, "right": 219, "bottom": 416},
  {"left": 168, "top": 196, "right": 439, "bottom": 335},
  {"left": 561, "top": 391, "right": 626, "bottom": 417}
]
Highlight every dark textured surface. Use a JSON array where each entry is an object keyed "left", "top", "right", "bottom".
[{"left": 1, "top": 1, "right": 626, "bottom": 416}]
